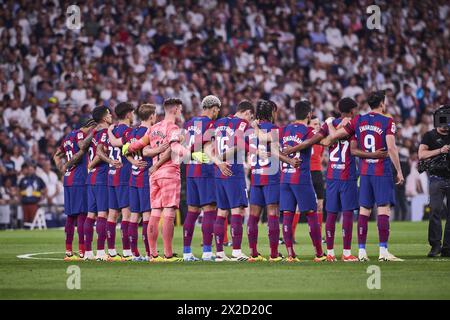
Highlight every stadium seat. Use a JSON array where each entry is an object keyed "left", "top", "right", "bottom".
[{"left": 24, "top": 208, "right": 47, "bottom": 230}]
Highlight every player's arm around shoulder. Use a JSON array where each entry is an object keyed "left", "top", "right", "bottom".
[
  {"left": 149, "top": 148, "right": 172, "bottom": 175},
  {"left": 125, "top": 131, "right": 150, "bottom": 154},
  {"left": 328, "top": 116, "right": 353, "bottom": 141},
  {"left": 143, "top": 142, "right": 169, "bottom": 158},
  {"left": 203, "top": 141, "right": 233, "bottom": 177},
  {"left": 65, "top": 149, "right": 86, "bottom": 171},
  {"left": 318, "top": 120, "right": 339, "bottom": 147},
  {"left": 350, "top": 138, "right": 388, "bottom": 159},
  {"left": 283, "top": 128, "right": 323, "bottom": 156},
  {"left": 107, "top": 124, "right": 124, "bottom": 147},
  {"left": 78, "top": 129, "right": 95, "bottom": 151},
  {"left": 96, "top": 132, "right": 121, "bottom": 168},
  {"left": 168, "top": 125, "right": 191, "bottom": 159}
]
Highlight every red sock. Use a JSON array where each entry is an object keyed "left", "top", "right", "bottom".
[
  {"left": 268, "top": 215, "right": 280, "bottom": 258},
  {"left": 317, "top": 211, "right": 323, "bottom": 237},
  {"left": 283, "top": 212, "right": 295, "bottom": 257},
  {"left": 83, "top": 217, "right": 95, "bottom": 252},
  {"left": 65, "top": 216, "right": 76, "bottom": 252},
  {"left": 247, "top": 215, "right": 259, "bottom": 257},
  {"left": 292, "top": 212, "right": 300, "bottom": 241},
  {"left": 230, "top": 215, "right": 243, "bottom": 250},
  {"left": 142, "top": 221, "right": 150, "bottom": 256},
  {"left": 358, "top": 215, "right": 369, "bottom": 249},
  {"left": 223, "top": 218, "right": 229, "bottom": 243},
  {"left": 96, "top": 217, "right": 107, "bottom": 251},
  {"left": 214, "top": 216, "right": 226, "bottom": 253},
  {"left": 121, "top": 221, "right": 130, "bottom": 251},
  {"left": 325, "top": 213, "right": 337, "bottom": 251},
  {"left": 77, "top": 214, "right": 86, "bottom": 254},
  {"left": 129, "top": 222, "right": 140, "bottom": 257},
  {"left": 106, "top": 221, "right": 116, "bottom": 251},
  {"left": 202, "top": 210, "right": 216, "bottom": 248},
  {"left": 306, "top": 212, "right": 323, "bottom": 257},
  {"left": 342, "top": 211, "right": 354, "bottom": 250}
]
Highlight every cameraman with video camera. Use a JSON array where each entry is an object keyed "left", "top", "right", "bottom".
[{"left": 418, "top": 105, "right": 450, "bottom": 257}]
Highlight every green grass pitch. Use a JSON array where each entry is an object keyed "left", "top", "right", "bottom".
[{"left": 1, "top": 221, "right": 449, "bottom": 299}]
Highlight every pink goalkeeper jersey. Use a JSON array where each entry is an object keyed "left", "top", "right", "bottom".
[{"left": 148, "top": 119, "right": 182, "bottom": 180}]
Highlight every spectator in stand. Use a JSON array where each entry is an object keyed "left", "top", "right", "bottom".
[
  {"left": 3, "top": 98, "right": 26, "bottom": 128},
  {"left": 36, "top": 157, "right": 59, "bottom": 208},
  {"left": 342, "top": 77, "right": 364, "bottom": 99},
  {"left": 18, "top": 163, "right": 46, "bottom": 225},
  {"left": 0, "top": 177, "right": 19, "bottom": 229},
  {"left": 1, "top": 152, "right": 18, "bottom": 185},
  {"left": 10, "top": 145, "right": 25, "bottom": 173},
  {"left": 397, "top": 84, "right": 419, "bottom": 122}
]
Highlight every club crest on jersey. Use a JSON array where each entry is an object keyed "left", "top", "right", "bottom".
[
  {"left": 238, "top": 122, "right": 247, "bottom": 131},
  {"left": 77, "top": 132, "right": 84, "bottom": 140},
  {"left": 390, "top": 123, "right": 396, "bottom": 133}
]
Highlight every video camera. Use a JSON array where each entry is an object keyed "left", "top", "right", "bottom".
[
  {"left": 418, "top": 153, "right": 450, "bottom": 175},
  {"left": 434, "top": 104, "right": 450, "bottom": 128}
]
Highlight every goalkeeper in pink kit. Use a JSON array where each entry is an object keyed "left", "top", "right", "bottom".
[{"left": 124, "top": 98, "right": 188, "bottom": 262}]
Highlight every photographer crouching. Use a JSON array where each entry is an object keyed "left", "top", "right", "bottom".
[{"left": 418, "top": 105, "right": 450, "bottom": 258}]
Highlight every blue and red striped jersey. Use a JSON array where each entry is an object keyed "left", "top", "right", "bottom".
[
  {"left": 249, "top": 121, "right": 280, "bottom": 186},
  {"left": 129, "top": 126, "right": 152, "bottom": 188},
  {"left": 86, "top": 128, "right": 109, "bottom": 185},
  {"left": 213, "top": 115, "right": 250, "bottom": 179},
  {"left": 344, "top": 112, "right": 395, "bottom": 177},
  {"left": 319, "top": 118, "right": 358, "bottom": 180},
  {"left": 184, "top": 115, "right": 215, "bottom": 178},
  {"left": 108, "top": 123, "right": 132, "bottom": 186},
  {"left": 280, "top": 123, "right": 314, "bottom": 185},
  {"left": 60, "top": 129, "right": 88, "bottom": 186}
]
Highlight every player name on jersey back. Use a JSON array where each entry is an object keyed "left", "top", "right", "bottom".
[
  {"left": 344, "top": 112, "right": 395, "bottom": 177},
  {"left": 280, "top": 123, "right": 314, "bottom": 185}
]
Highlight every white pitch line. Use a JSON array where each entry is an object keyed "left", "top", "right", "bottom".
[{"left": 17, "top": 252, "right": 64, "bottom": 261}]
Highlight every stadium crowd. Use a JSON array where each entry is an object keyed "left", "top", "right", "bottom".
[{"left": 0, "top": 0, "right": 449, "bottom": 227}]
